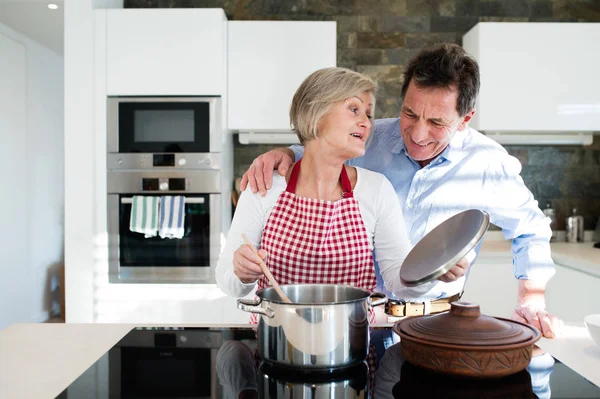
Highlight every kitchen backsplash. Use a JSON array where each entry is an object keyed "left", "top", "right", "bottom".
[{"left": 125, "top": 0, "right": 600, "bottom": 229}]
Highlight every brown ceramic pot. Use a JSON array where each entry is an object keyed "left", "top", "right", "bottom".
[{"left": 393, "top": 301, "right": 541, "bottom": 378}]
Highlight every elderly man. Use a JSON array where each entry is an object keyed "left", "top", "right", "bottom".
[{"left": 240, "top": 43, "right": 562, "bottom": 338}]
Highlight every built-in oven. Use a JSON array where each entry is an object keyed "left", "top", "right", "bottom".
[
  {"left": 109, "top": 328, "right": 223, "bottom": 399},
  {"left": 107, "top": 170, "right": 222, "bottom": 284}
]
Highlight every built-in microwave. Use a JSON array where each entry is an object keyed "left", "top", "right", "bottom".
[{"left": 107, "top": 97, "right": 223, "bottom": 170}]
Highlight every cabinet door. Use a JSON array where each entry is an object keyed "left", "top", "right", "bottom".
[
  {"left": 463, "top": 255, "right": 600, "bottom": 323},
  {"left": 545, "top": 265, "right": 600, "bottom": 323},
  {"left": 228, "top": 21, "right": 336, "bottom": 131},
  {"left": 461, "top": 253, "right": 517, "bottom": 318},
  {"left": 106, "top": 9, "right": 226, "bottom": 96},
  {"left": 463, "top": 23, "right": 600, "bottom": 132}
]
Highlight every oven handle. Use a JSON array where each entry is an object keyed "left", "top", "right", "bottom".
[{"left": 120, "top": 197, "right": 205, "bottom": 204}]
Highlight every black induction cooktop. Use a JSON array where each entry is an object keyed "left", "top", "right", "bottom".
[{"left": 57, "top": 327, "right": 600, "bottom": 399}]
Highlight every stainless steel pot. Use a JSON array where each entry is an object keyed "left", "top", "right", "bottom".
[{"left": 237, "top": 284, "right": 387, "bottom": 369}]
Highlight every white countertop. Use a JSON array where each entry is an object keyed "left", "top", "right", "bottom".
[
  {"left": 1, "top": 322, "right": 599, "bottom": 398},
  {"left": 537, "top": 322, "right": 600, "bottom": 388},
  {"left": 0, "top": 324, "right": 134, "bottom": 399},
  {"left": 0, "top": 323, "right": 249, "bottom": 399},
  {"left": 480, "top": 233, "right": 600, "bottom": 277}
]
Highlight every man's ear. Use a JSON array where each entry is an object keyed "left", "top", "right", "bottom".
[{"left": 458, "top": 108, "right": 476, "bottom": 131}]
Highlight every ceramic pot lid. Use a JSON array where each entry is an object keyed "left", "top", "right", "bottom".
[
  {"left": 400, "top": 209, "right": 490, "bottom": 287},
  {"left": 394, "top": 302, "right": 540, "bottom": 347}
]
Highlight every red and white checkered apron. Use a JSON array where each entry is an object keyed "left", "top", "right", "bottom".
[
  {"left": 256, "top": 158, "right": 376, "bottom": 305},
  {"left": 250, "top": 160, "right": 378, "bottom": 383}
]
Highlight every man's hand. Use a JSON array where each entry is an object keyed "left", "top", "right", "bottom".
[
  {"left": 437, "top": 257, "right": 470, "bottom": 283},
  {"left": 233, "top": 245, "right": 268, "bottom": 284},
  {"left": 512, "top": 279, "right": 563, "bottom": 338},
  {"left": 240, "top": 148, "right": 294, "bottom": 197}
]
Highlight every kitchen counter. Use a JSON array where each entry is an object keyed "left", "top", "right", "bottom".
[
  {"left": 536, "top": 323, "right": 600, "bottom": 388},
  {"left": 480, "top": 234, "right": 600, "bottom": 277},
  {"left": 0, "top": 323, "right": 242, "bottom": 399},
  {"left": 0, "top": 323, "right": 134, "bottom": 399},
  {"left": 1, "top": 322, "right": 599, "bottom": 398}
]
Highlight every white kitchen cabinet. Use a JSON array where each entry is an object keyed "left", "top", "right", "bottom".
[
  {"left": 106, "top": 9, "right": 227, "bottom": 96},
  {"left": 463, "top": 23, "right": 600, "bottom": 133},
  {"left": 228, "top": 21, "right": 336, "bottom": 132},
  {"left": 461, "top": 251, "right": 600, "bottom": 323},
  {"left": 461, "top": 253, "right": 518, "bottom": 319},
  {"left": 93, "top": 284, "right": 250, "bottom": 324},
  {"left": 545, "top": 264, "right": 600, "bottom": 323}
]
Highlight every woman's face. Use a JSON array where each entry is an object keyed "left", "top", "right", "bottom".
[{"left": 315, "top": 91, "right": 373, "bottom": 159}]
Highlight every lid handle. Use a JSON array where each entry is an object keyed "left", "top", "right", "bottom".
[{"left": 450, "top": 301, "right": 481, "bottom": 317}]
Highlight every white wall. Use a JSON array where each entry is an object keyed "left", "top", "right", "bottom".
[{"left": 0, "top": 23, "right": 64, "bottom": 329}]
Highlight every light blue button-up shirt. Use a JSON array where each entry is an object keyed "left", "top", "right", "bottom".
[{"left": 292, "top": 118, "right": 555, "bottom": 300}]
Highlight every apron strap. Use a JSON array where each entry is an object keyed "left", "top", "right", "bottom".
[
  {"left": 285, "top": 159, "right": 302, "bottom": 193},
  {"left": 340, "top": 165, "right": 353, "bottom": 198},
  {"left": 286, "top": 159, "right": 354, "bottom": 198}
]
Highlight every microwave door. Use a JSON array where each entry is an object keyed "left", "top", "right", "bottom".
[{"left": 107, "top": 97, "right": 222, "bottom": 154}]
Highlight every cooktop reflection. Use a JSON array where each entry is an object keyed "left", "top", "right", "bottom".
[{"left": 57, "top": 327, "right": 600, "bottom": 399}]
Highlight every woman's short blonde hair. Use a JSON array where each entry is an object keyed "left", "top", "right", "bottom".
[{"left": 290, "top": 67, "right": 377, "bottom": 145}]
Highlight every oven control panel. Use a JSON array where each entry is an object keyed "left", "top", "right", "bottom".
[
  {"left": 107, "top": 153, "right": 221, "bottom": 170},
  {"left": 141, "top": 178, "right": 187, "bottom": 191}
]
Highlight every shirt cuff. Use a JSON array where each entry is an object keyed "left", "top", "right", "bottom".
[
  {"left": 513, "top": 244, "right": 556, "bottom": 283},
  {"left": 465, "top": 249, "right": 477, "bottom": 265}
]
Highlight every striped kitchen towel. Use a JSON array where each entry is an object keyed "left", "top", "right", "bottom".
[
  {"left": 129, "top": 196, "right": 160, "bottom": 238},
  {"left": 159, "top": 196, "right": 185, "bottom": 239}
]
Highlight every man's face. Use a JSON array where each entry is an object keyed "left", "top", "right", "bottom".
[{"left": 399, "top": 80, "right": 474, "bottom": 167}]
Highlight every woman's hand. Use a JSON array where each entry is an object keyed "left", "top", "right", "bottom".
[{"left": 233, "top": 244, "right": 268, "bottom": 284}]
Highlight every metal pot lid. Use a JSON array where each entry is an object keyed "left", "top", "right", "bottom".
[
  {"left": 394, "top": 302, "right": 541, "bottom": 347},
  {"left": 400, "top": 209, "right": 490, "bottom": 287}
]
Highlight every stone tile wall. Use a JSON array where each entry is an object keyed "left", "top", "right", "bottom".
[{"left": 125, "top": 0, "right": 600, "bottom": 230}]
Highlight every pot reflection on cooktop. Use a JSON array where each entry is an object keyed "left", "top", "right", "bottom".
[
  {"left": 57, "top": 327, "right": 600, "bottom": 399},
  {"left": 374, "top": 341, "right": 600, "bottom": 399},
  {"left": 394, "top": 363, "right": 536, "bottom": 398},
  {"left": 216, "top": 339, "right": 370, "bottom": 398}
]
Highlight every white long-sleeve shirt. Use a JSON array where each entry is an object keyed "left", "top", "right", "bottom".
[{"left": 216, "top": 167, "right": 421, "bottom": 298}]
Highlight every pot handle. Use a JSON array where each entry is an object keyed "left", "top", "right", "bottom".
[
  {"left": 237, "top": 298, "right": 275, "bottom": 318},
  {"left": 369, "top": 293, "right": 388, "bottom": 308}
]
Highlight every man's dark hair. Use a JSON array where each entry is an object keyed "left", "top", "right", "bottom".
[{"left": 400, "top": 43, "right": 480, "bottom": 117}]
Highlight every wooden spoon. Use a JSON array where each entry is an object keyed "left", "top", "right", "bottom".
[{"left": 241, "top": 234, "right": 292, "bottom": 304}]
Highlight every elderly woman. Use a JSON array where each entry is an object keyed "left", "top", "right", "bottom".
[{"left": 217, "top": 67, "right": 413, "bottom": 315}]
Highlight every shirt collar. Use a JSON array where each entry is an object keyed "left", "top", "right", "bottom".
[{"left": 443, "top": 128, "right": 468, "bottom": 164}]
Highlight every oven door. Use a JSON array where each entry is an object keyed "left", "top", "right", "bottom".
[
  {"left": 109, "top": 329, "right": 222, "bottom": 399},
  {"left": 107, "top": 171, "right": 222, "bottom": 284},
  {"left": 118, "top": 347, "right": 214, "bottom": 398},
  {"left": 107, "top": 97, "right": 221, "bottom": 154}
]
